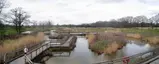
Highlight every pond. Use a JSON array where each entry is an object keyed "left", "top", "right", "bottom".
[{"left": 45, "top": 36, "right": 155, "bottom": 64}]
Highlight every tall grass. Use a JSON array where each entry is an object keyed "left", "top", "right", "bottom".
[
  {"left": 90, "top": 40, "right": 108, "bottom": 53},
  {"left": 88, "top": 31, "right": 126, "bottom": 54},
  {"left": 0, "top": 32, "right": 44, "bottom": 53},
  {"left": 87, "top": 33, "right": 96, "bottom": 44},
  {"left": 143, "top": 36, "right": 159, "bottom": 44},
  {"left": 126, "top": 33, "right": 142, "bottom": 39},
  {"left": 104, "top": 42, "right": 125, "bottom": 54}
]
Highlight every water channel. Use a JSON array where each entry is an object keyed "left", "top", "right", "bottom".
[{"left": 45, "top": 36, "right": 155, "bottom": 64}]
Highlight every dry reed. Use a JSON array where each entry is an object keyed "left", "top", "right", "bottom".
[
  {"left": 143, "top": 36, "right": 159, "bottom": 44},
  {"left": 126, "top": 33, "right": 142, "bottom": 39},
  {"left": 0, "top": 32, "right": 44, "bottom": 53},
  {"left": 88, "top": 31, "right": 126, "bottom": 54}
]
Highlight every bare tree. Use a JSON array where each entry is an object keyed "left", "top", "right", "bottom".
[
  {"left": 9, "top": 7, "right": 30, "bottom": 34},
  {"left": 0, "top": 0, "right": 8, "bottom": 42},
  {"left": 31, "top": 20, "right": 37, "bottom": 28},
  {"left": 150, "top": 14, "right": 159, "bottom": 29},
  {"left": 46, "top": 20, "right": 53, "bottom": 28},
  {"left": 0, "top": 0, "right": 8, "bottom": 13}
]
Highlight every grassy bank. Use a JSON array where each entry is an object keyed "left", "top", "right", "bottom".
[
  {"left": 75, "top": 27, "right": 159, "bottom": 44},
  {"left": 121, "top": 28, "right": 159, "bottom": 44},
  {"left": 0, "top": 32, "right": 44, "bottom": 53}
]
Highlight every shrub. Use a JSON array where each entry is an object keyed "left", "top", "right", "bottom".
[
  {"left": 104, "top": 42, "right": 124, "bottom": 54},
  {"left": 91, "top": 40, "right": 108, "bottom": 53},
  {"left": 88, "top": 32, "right": 126, "bottom": 54}
]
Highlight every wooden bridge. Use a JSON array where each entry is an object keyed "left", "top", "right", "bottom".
[
  {"left": 7, "top": 35, "right": 77, "bottom": 64},
  {"left": 9, "top": 41, "right": 51, "bottom": 64}
]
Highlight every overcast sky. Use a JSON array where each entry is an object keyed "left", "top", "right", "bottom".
[{"left": 7, "top": 0, "right": 159, "bottom": 24}]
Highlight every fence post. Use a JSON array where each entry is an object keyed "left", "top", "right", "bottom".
[
  {"left": 36, "top": 50, "right": 37, "bottom": 57},
  {"left": 24, "top": 47, "right": 28, "bottom": 64},
  {"left": 108, "top": 60, "right": 113, "bottom": 64},
  {"left": 24, "top": 55, "right": 26, "bottom": 64},
  {"left": 3, "top": 53, "right": 6, "bottom": 64},
  {"left": 30, "top": 52, "right": 32, "bottom": 60},
  {"left": 42, "top": 45, "right": 43, "bottom": 52}
]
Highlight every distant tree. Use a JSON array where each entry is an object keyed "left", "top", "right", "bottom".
[
  {"left": 31, "top": 20, "right": 37, "bottom": 28},
  {"left": 150, "top": 13, "right": 159, "bottom": 29},
  {"left": 149, "top": 18, "right": 155, "bottom": 29},
  {"left": 45, "top": 20, "right": 53, "bottom": 28},
  {"left": 0, "top": 21, "right": 5, "bottom": 36},
  {"left": 0, "top": 0, "right": 8, "bottom": 13},
  {"left": 58, "top": 15, "right": 157, "bottom": 28},
  {"left": 9, "top": 7, "right": 30, "bottom": 34}
]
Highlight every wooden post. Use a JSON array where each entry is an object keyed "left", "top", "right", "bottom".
[
  {"left": 36, "top": 49, "right": 37, "bottom": 56},
  {"left": 31, "top": 52, "right": 32, "bottom": 60},
  {"left": 24, "top": 47, "right": 28, "bottom": 64},
  {"left": 40, "top": 48, "right": 41, "bottom": 53},
  {"left": 3, "top": 53, "right": 6, "bottom": 64},
  {"left": 24, "top": 55, "right": 26, "bottom": 64},
  {"left": 42, "top": 46, "right": 43, "bottom": 52}
]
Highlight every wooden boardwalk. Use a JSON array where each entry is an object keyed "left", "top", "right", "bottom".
[
  {"left": 9, "top": 35, "right": 77, "bottom": 64},
  {"left": 10, "top": 41, "right": 51, "bottom": 64}
]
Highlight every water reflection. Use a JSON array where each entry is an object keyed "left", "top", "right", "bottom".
[{"left": 122, "top": 40, "right": 153, "bottom": 56}]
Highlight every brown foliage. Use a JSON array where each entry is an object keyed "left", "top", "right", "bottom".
[{"left": 0, "top": 32, "right": 44, "bottom": 53}]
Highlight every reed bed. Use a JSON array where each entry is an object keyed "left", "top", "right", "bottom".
[
  {"left": 126, "top": 33, "right": 142, "bottom": 39},
  {"left": 0, "top": 32, "right": 44, "bottom": 54},
  {"left": 143, "top": 36, "right": 159, "bottom": 44},
  {"left": 88, "top": 31, "right": 126, "bottom": 54}
]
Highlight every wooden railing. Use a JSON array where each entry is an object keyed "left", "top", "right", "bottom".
[{"left": 94, "top": 47, "right": 159, "bottom": 64}]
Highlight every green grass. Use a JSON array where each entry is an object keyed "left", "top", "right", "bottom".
[
  {"left": 25, "top": 27, "right": 55, "bottom": 32},
  {"left": 91, "top": 40, "right": 108, "bottom": 52},
  {"left": 1, "top": 26, "right": 55, "bottom": 36},
  {"left": 68, "top": 27, "right": 159, "bottom": 37},
  {"left": 121, "top": 28, "right": 159, "bottom": 36},
  {"left": 5, "top": 27, "right": 17, "bottom": 35}
]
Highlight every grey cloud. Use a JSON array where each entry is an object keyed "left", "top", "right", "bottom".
[
  {"left": 96, "top": 0, "right": 125, "bottom": 3},
  {"left": 8, "top": 0, "right": 159, "bottom": 24},
  {"left": 138, "top": 0, "right": 159, "bottom": 5}
]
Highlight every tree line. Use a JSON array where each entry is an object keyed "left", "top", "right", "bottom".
[{"left": 60, "top": 15, "right": 159, "bottom": 28}]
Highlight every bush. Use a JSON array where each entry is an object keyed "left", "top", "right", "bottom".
[
  {"left": 104, "top": 42, "right": 124, "bottom": 54},
  {"left": 88, "top": 32, "right": 126, "bottom": 54},
  {"left": 91, "top": 40, "right": 108, "bottom": 53}
]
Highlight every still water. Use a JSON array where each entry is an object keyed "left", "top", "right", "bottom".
[{"left": 45, "top": 36, "right": 155, "bottom": 64}]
